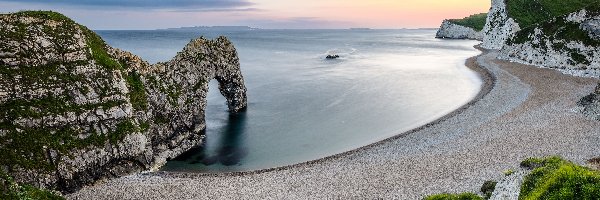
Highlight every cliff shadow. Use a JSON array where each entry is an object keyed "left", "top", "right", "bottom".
[{"left": 170, "top": 110, "right": 248, "bottom": 167}]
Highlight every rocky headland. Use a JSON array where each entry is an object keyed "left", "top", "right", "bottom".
[
  {"left": 436, "top": 13, "right": 487, "bottom": 40},
  {"left": 484, "top": 2, "right": 600, "bottom": 77},
  {"left": 484, "top": 0, "right": 600, "bottom": 121},
  {"left": 440, "top": 0, "right": 600, "bottom": 120},
  {"left": 0, "top": 11, "right": 247, "bottom": 195}
]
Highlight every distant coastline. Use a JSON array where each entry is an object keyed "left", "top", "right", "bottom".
[{"left": 161, "top": 25, "right": 260, "bottom": 31}]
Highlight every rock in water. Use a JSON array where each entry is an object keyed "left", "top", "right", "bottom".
[
  {"left": 326, "top": 55, "right": 340, "bottom": 59},
  {"left": 0, "top": 11, "right": 247, "bottom": 193}
]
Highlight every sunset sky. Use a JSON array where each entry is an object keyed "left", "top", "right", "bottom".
[{"left": 0, "top": 0, "right": 490, "bottom": 30}]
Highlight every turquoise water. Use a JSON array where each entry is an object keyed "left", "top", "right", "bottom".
[{"left": 98, "top": 29, "right": 482, "bottom": 172}]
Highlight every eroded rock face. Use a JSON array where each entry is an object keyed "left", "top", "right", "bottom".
[
  {"left": 498, "top": 9, "right": 600, "bottom": 78},
  {"left": 435, "top": 20, "right": 483, "bottom": 40},
  {"left": 481, "top": 0, "right": 520, "bottom": 49},
  {"left": 0, "top": 11, "right": 247, "bottom": 193}
]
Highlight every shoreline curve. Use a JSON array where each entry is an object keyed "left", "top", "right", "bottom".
[{"left": 160, "top": 46, "right": 496, "bottom": 177}]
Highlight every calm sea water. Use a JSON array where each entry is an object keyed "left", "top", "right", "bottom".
[{"left": 98, "top": 29, "right": 482, "bottom": 172}]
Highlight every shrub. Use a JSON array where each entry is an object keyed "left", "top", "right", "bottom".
[
  {"left": 519, "top": 156, "right": 600, "bottom": 200},
  {"left": 1, "top": 171, "right": 64, "bottom": 200},
  {"left": 504, "top": 169, "right": 515, "bottom": 176},
  {"left": 424, "top": 193, "right": 483, "bottom": 200},
  {"left": 480, "top": 181, "right": 497, "bottom": 199}
]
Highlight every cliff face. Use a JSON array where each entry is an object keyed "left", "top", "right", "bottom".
[
  {"left": 0, "top": 11, "right": 247, "bottom": 193},
  {"left": 477, "top": 0, "right": 600, "bottom": 119},
  {"left": 499, "top": 8, "right": 600, "bottom": 77},
  {"left": 481, "top": 0, "right": 521, "bottom": 49},
  {"left": 436, "top": 20, "right": 483, "bottom": 40},
  {"left": 479, "top": 0, "right": 600, "bottom": 77}
]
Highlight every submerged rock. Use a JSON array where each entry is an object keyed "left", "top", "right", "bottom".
[{"left": 0, "top": 11, "right": 247, "bottom": 193}]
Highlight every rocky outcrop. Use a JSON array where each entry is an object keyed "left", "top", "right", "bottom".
[
  {"left": 498, "top": 8, "right": 600, "bottom": 77},
  {"left": 481, "top": 0, "right": 520, "bottom": 49},
  {"left": 579, "top": 83, "right": 600, "bottom": 120},
  {"left": 435, "top": 20, "right": 483, "bottom": 40},
  {"left": 0, "top": 11, "right": 247, "bottom": 193},
  {"left": 476, "top": 1, "right": 600, "bottom": 77}
]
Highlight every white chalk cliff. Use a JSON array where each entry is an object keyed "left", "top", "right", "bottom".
[{"left": 436, "top": 20, "right": 483, "bottom": 40}]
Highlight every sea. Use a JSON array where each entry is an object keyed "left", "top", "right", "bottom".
[{"left": 97, "top": 28, "right": 482, "bottom": 172}]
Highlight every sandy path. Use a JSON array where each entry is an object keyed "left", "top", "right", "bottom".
[{"left": 68, "top": 50, "right": 600, "bottom": 200}]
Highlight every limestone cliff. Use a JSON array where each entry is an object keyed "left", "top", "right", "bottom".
[
  {"left": 481, "top": 0, "right": 521, "bottom": 49},
  {"left": 436, "top": 20, "right": 483, "bottom": 40},
  {"left": 499, "top": 8, "right": 600, "bottom": 77},
  {"left": 0, "top": 11, "right": 247, "bottom": 193},
  {"left": 479, "top": 0, "right": 600, "bottom": 77}
]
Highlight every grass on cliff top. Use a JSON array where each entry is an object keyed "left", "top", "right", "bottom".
[
  {"left": 448, "top": 13, "right": 488, "bottom": 31},
  {"left": 1, "top": 170, "right": 64, "bottom": 200},
  {"left": 508, "top": 11, "right": 600, "bottom": 62},
  {"left": 519, "top": 156, "right": 600, "bottom": 200},
  {"left": 6, "top": 11, "right": 122, "bottom": 71},
  {"left": 9, "top": 10, "right": 75, "bottom": 24},
  {"left": 506, "top": 0, "right": 600, "bottom": 28}
]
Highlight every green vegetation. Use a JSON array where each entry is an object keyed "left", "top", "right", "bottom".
[
  {"left": 507, "top": 11, "right": 600, "bottom": 65},
  {"left": 1, "top": 11, "right": 74, "bottom": 43},
  {"left": 0, "top": 10, "right": 157, "bottom": 196},
  {"left": 426, "top": 157, "right": 600, "bottom": 200},
  {"left": 124, "top": 71, "right": 149, "bottom": 111},
  {"left": 506, "top": 0, "right": 600, "bottom": 29},
  {"left": 448, "top": 13, "right": 488, "bottom": 31},
  {"left": 0, "top": 11, "right": 149, "bottom": 173},
  {"left": 12, "top": 11, "right": 74, "bottom": 23},
  {"left": 80, "top": 25, "right": 122, "bottom": 70},
  {"left": 0, "top": 119, "right": 140, "bottom": 171},
  {"left": 481, "top": 181, "right": 497, "bottom": 199},
  {"left": 4, "top": 11, "right": 125, "bottom": 71},
  {"left": 0, "top": 95, "right": 125, "bottom": 119},
  {"left": 510, "top": 6, "right": 600, "bottom": 45},
  {"left": 1, "top": 171, "right": 64, "bottom": 200},
  {"left": 519, "top": 156, "right": 600, "bottom": 200},
  {"left": 504, "top": 169, "right": 516, "bottom": 176},
  {"left": 424, "top": 193, "right": 483, "bottom": 200},
  {"left": 422, "top": 180, "right": 496, "bottom": 200}
]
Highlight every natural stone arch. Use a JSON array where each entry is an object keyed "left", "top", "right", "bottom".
[
  {"left": 210, "top": 37, "right": 248, "bottom": 113},
  {"left": 146, "top": 36, "right": 248, "bottom": 135}
]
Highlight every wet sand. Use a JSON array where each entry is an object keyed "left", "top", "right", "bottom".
[{"left": 68, "top": 50, "right": 600, "bottom": 199}]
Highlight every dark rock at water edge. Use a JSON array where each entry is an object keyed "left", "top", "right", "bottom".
[{"left": 326, "top": 55, "right": 340, "bottom": 59}]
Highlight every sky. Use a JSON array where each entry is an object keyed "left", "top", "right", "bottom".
[{"left": 0, "top": 0, "right": 490, "bottom": 30}]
